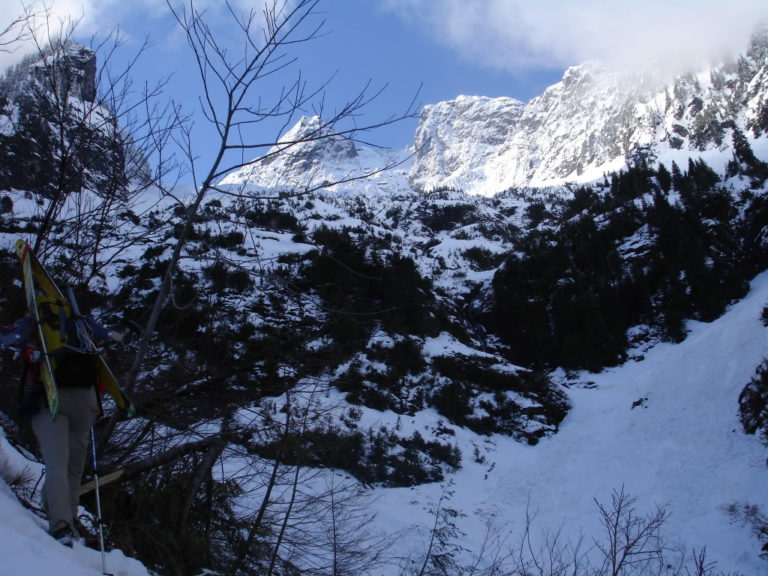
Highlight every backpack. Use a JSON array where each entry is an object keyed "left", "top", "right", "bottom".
[
  {"left": 36, "top": 294, "right": 86, "bottom": 354},
  {"left": 35, "top": 294, "right": 98, "bottom": 389}
]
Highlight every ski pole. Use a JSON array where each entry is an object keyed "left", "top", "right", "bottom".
[{"left": 90, "top": 427, "right": 113, "bottom": 576}]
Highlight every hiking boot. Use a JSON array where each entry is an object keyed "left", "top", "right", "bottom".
[{"left": 50, "top": 524, "right": 76, "bottom": 547}]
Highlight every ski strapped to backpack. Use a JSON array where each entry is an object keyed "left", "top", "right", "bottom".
[
  {"left": 36, "top": 293, "right": 84, "bottom": 355},
  {"left": 14, "top": 240, "right": 136, "bottom": 419},
  {"left": 16, "top": 240, "right": 60, "bottom": 418}
]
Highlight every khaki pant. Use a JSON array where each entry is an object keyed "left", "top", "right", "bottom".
[{"left": 31, "top": 387, "right": 99, "bottom": 533}]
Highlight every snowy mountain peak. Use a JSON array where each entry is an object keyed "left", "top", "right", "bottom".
[
  {"left": 220, "top": 114, "right": 412, "bottom": 193},
  {"left": 276, "top": 114, "right": 356, "bottom": 159}
]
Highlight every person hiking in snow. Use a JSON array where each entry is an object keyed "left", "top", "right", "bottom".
[{"left": 0, "top": 291, "right": 136, "bottom": 545}]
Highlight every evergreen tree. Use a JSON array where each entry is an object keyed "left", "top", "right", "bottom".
[
  {"left": 730, "top": 127, "right": 768, "bottom": 184},
  {"left": 656, "top": 163, "right": 672, "bottom": 193},
  {"left": 733, "top": 127, "right": 760, "bottom": 167},
  {"left": 670, "top": 161, "right": 683, "bottom": 191}
]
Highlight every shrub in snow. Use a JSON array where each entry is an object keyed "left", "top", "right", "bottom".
[{"left": 740, "top": 360, "right": 768, "bottom": 444}]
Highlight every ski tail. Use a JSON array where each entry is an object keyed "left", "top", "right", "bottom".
[{"left": 97, "top": 357, "right": 136, "bottom": 416}]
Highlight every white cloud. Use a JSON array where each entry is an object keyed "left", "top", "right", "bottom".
[
  {"left": 0, "top": 0, "right": 290, "bottom": 70},
  {"left": 0, "top": 0, "right": 132, "bottom": 69},
  {"left": 383, "top": 0, "right": 768, "bottom": 77}
]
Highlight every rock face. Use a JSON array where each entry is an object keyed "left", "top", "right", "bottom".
[
  {"left": 409, "top": 25, "right": 768, "bottom": 195},
  {"left": 0, "top": 41, "right": 130, "bottom": 198}
]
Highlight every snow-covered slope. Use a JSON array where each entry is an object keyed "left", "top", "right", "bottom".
[
  {"left": 4, "top": 266, "right": 767, "bottom": 575},
  {"left": 366, "top": 271, "right": 768, "bottom": 575},
  {"left": 0, "top": 431, "right": 150, "bottom": 576}
]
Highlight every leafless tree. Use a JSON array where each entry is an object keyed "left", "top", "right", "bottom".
[
  {"left": 507, "top": 499, "right": 588, "bottom": 576},
  {"left": 0, "top": 4, "right": 34, "bottom": 55},
  {"left": 0, "top": 25, "right": 27, "bottom": 56},
  {"left": 495, "top": 489, "right": 741, "bottom": 576},
  {"left": 319, "top": 474, "right": 393, "bottom": 576},
  {"left": 3, "top": 7, "right": 178, "bottom": 287},
  {"left": 87, "top": 0, "right": 419, "bottom": 561},
  {"left": 593, "top": 486, "right": 669, "bottom": 576},
  {"left": 125, "top": 0, "right": 418, "bottom": 393},
  {"left": 399, "top": 482, "right": 466, "bottom": 576},
  {"left": 257, "top": 381, "right": 395, "bottom": 576},
  {"left": 5, "top": 0, "right": 419, "bottom": 572},
  {"left": 226, "top": 400, "right": 291, "bottom": 576}
]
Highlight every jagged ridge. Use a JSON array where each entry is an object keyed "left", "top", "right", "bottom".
[{"left": 223, "top": 25, "right": 768, "bottom": 197}]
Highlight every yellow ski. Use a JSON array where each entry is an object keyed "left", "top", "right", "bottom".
[
  {"left": 15, "top": 240, "right": 59, "bottom": 419},
  {"left": 14, "top": 240, "right": 135, "bottom": 418}
]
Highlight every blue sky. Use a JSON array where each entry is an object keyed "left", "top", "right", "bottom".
[{"left": 2, "top": 0, "right": 768, "bottom": 178}]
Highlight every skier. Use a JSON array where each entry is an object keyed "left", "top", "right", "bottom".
[{"left": 0, "top": 291, "right": 136, "bottom": 545}]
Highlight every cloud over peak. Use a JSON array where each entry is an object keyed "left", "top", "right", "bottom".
[{"left": 383, "top": 0, "right": 768, "bottom": 78}]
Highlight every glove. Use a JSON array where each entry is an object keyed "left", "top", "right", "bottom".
[
  {"left": 0, "top": 330, "right": 21, "bottom": 349},
  {"left": 108, "top": 321, "right": 142, "bottom": 343}
]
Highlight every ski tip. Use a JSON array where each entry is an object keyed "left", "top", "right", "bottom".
[{"left": 14, "top": 239, "right": 28, "bottom": 256}]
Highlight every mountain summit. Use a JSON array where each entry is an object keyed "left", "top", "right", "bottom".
[{"left": 219, "top": 115, "right": 412, "bottom": 193}]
